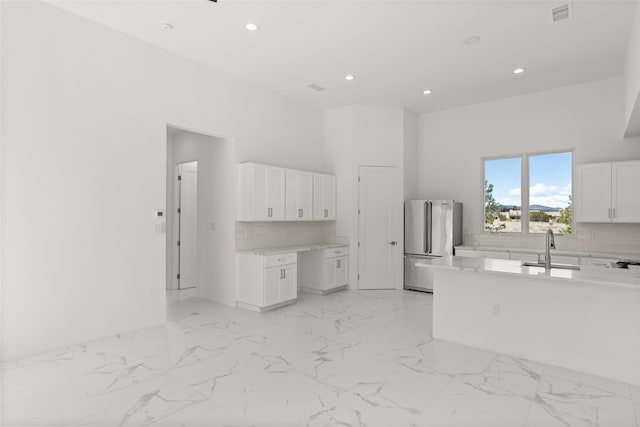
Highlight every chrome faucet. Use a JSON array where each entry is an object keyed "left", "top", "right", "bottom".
[{"left": 545, "top": 228, "right": 556, "bottom": 269}]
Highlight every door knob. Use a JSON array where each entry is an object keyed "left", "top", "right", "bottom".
[{"left": 389, "top": 241, "right": 398, "bottom": 246}]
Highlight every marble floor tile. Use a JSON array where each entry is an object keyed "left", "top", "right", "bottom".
[
  {"left": 2, "top": 288, "right": 640, "bottom": 427},
  {"left": 1, "top": 384, "right": 106, "bottom": 426},
  {"left": 526, "top": 365, "right": 636, "bottom": 427},
  {"left": 1, "top": 360, "right": 77, "bottom": 406}
]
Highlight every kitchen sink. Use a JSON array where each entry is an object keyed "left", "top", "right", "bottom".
[{"left": 522, "top": 261, "right": 581, "bottom": 271}]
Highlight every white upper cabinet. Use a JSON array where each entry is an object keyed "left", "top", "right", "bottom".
[
  {"left": 575, "top": 163, "right": 612, "bottom": 222},
  {"left": 576, "top": 160, "right": 640, "bottom": 223},
  {"left": 612, "top": 161, "right": 640, "bottom": 222},
  {"left": 285, "top": 169, "right": 313, "bottom": 220},
  {"left": 313, "top": 173, "right": 336, "bottom": 220},
  {"left": 239, "top": 163, "right": 336, "bottom": 222},
  {"left": 238, "top": 163, "right": 285, "bottom": 221}
]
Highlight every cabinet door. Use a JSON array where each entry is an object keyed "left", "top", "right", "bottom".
[
  {"left": 279, "top": 264, "right": 297, "bottom": 302},
  {"left": 250, "top": 164, "right": 285, "bottom": 221},
  {"left": 323, "top": 175, "right": 336, "bottom": 220},
  {"left": 323, "top": 258, "right": 337, "bottom": 290},
  {"left": 263, "top": 266, "right": 282, "bottom": 306},
  {"left": 286, "top": 170, "right": 313, "bottom": 220},
  {"left": 313, "top": 174, "right": 336, "bottom": 220},
  {"left": 576, "top": 163, "right": 612, "bottom": 222},
  {"left": 252, "top": 164, "right": 269, "bottom": 221},
  {"left": 266, "top": 166, "right": 285, "bottom": 220},
  {"left": 612, "top": 161, "right": 640, "bottom": 223},
  {"left": 334, "top": 256, "right": 348, "bottom": 287}
]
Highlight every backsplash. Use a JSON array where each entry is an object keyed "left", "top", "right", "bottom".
[
  {"left": 464, "top": 223, "right": 640, "bottom": 256},
  {"left": 236, "top": 221, "right": 348, "bottom": 250}
]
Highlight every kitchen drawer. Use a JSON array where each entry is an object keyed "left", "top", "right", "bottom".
[
  {"left": 325, "top": 247, "right": 348, "bottom": 258},
  {"left": 264, "top": 252, "right": 297, "bottom": 267}
]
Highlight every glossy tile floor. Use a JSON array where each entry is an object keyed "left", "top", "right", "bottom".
[{"left": 2, "top": 288, "right": 639, "bottom": 427}]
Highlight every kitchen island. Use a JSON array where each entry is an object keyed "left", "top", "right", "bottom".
[{"left": 417, "top": 256, "right": 640, "bottom": 386}]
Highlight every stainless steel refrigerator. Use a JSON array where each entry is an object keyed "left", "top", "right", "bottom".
[{"left": 404, "top": 200, "right": 463, "bottom": 292}]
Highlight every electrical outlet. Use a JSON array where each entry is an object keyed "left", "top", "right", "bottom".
[{"left": 492, "top": 304, "right": 501, "bottom": 316}]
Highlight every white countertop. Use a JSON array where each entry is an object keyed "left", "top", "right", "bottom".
[
  {"left": 417, "top": 256, "right": 640, "bottom": 290},
  {"left": 238, "top": 242, "right": 348, "bottom": 255},
  {"left": 455, "top": 245, "right": 640, "bottom": 261}
]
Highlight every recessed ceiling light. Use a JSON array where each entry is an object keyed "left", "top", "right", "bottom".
[
  {"left": 463, "top": 36, "right": 481, "bottom": 45},
  {"left": 160, "top": 22, "right": 173, "bottom": 30},
  {"left": 423, "top": 89, "right": 432, "bottom": 95},
  {"left": 513, "top": 67, "right": 526, "bottom": 74},
  {"left": 245, "top": 23, "right": 259, "bottom": 31},
  {"left": 345, "top": 75, "right": 355, "bottom": 81}
]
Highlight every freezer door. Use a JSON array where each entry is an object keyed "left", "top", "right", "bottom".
[
  {"left": 404, "top": 200, "right": 428, "bottom": 255},
  {"left": 428, "top": 200, "right": 454, "bottom": 256},
  {"left": 404, "top": 255, "right": 434, "bottom": 292}
]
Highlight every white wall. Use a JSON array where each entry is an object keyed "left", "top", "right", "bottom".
[
  {"left": 166, "top": 129, "right": 236, "bottom": 306},
  {"left": 624, "top": 3, "right": 640, "bottom": 137},
  {"left": 324, "top": 106, "right": 415, "bottom": 289},
  {"left": 403, "top": 110, "right": 419, "bottom": 200},
  {"left": 418, "top": 77, "right": 640, "bottom": 247},
  {"left": 0, "top": 1, "right": 323, "bottom": 360}
]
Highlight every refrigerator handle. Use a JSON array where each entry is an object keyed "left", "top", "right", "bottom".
[
  {"left": 423, "top": 202, "right": 428, "bottom": 253},
  {"left": 426, "top": 201, "right": 432, "bottom": 254}
]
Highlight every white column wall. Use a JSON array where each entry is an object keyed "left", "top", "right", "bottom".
[
  {"left": 324, "top": 106, "right": 415, "bottom": 289},
  {"left": 0, "top": 1, "right": 323, "bottom": 360}
]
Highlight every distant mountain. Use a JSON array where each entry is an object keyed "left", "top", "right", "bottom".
[
  {"left": 530, "top": 205, "right": 562, "bottom": 212},
  {"left": 499, "top": 204, "right": 562, "bottom": 212}
]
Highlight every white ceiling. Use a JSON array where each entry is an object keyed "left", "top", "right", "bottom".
[{"left": 48, "top": 0, "right": 638, "bottom": 114}]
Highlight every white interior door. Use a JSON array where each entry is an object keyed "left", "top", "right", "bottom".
[
  {"left": 178, "top": 162, "right": 198, "bottom": 289},
  {"left": 358, "top": 166, "right": 401, "bottom": 290}
]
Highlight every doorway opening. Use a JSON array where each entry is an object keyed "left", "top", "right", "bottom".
[{"left": 165, "top": 126, "right": 237, "bottom": 307}]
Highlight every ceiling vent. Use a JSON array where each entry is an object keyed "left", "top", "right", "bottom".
[
  {"left": 308, "top": 84, "right": 325, "bottom": 92},
  {"left": 551, "top": 3, "right": 571, "bottom": 23}
]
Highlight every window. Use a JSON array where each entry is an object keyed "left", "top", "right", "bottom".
[{"left": 484, "top": 151, "right": 572, "bottom": 234}]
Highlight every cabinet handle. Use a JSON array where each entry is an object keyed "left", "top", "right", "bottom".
[
  {"left": 280, "top": 269, "right": 284, "bottom": 279},
  {"left": 267, "top": 207, "right": 273, "bottom": 218},
  {"left": 298, "top": 208, "right": 303, "bottom": 217},
  {"left": 324, "top": 209, "right": 328, "bottom": 218},
  {"left": 612, "top": 208, "right": 616, "bottom": 218},
  {"left": 336, "top": 259, "right": 341, "bottom": 268},
  {"left": 283, "top": 269, "right": 286, "bottom": 279}
]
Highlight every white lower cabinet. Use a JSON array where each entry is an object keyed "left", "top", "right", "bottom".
[
  {"left": 237, "top": 252, "right": 297, "bottom": 311},
  {"left": 300, "top": 246, "right": 349, "bottom": 294}
]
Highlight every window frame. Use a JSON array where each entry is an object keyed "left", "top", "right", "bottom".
[{"left": 482, "top": 149, "right": 574, "bottom": 235}]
